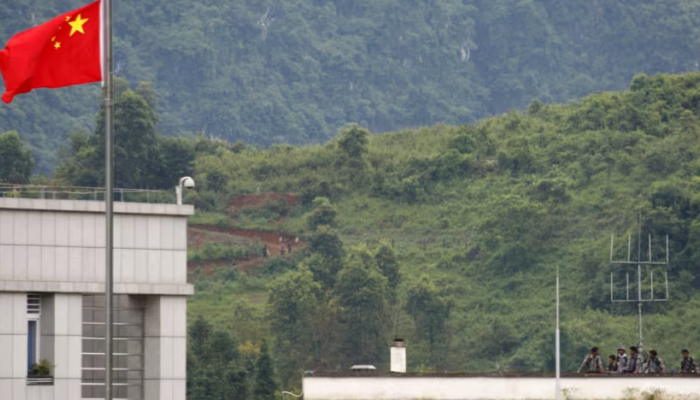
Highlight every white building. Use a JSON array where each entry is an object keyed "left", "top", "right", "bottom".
[{"left": 0, "top": 197, "right": 193, "bottom": 400}]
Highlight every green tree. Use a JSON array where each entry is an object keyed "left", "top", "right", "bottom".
[
  {"left": 335, "top": 251, "right": 388, "bottom": 364},
  {"left": 405, "top": 274, "right": 454, "bottom": 368},
  {"left": 337, "top": 124, "right": 369, "bottom": 162},
  {"left": 305, "top": 226, "right": 346, "bottom": 290},
  {"left": 56, "top": 83, "right": 160, "bottom": 189},
  {"left": 0, "top": 131, "right": 34, "bottom": 183},
  {"left": 374, "top": 244, "right": 400, "bottom": 296},
  {"left": 95, "top": 89, "right": 159, "bottom": 188},
  {"left": 157, "top": 136, "right": 196, "bottom": 187},
  {"left": 187, "top": 316, "right": 247, "bottom": 400},
  {"left": 54, "top": 132, "right": 101, "bottom": 186},
  {"left": 253, "top": 341, "right": 277, "bottom": 400},
  {"left": 305, "top": 196, "right": 338, "bottom": 231},
  {"left": 268, "top": 269, "right": 322, "bottom": 385}
]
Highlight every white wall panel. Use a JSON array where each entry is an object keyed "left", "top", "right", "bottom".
[
  {"left": 27, "top": 245, "right": 42, "bottom": 281},
  {"left": 173, "top": 220, "right": 187, "bottom": 250},
  {"left": 0, "top": 336, "right": 12, "bottom": 377},
  {"left": 135, "top": 249, "right": 149, "bottom": 283},
  {"left": 148, "top": 217, "right": 161, "bottom": 249},
  {"left": 54, "top": 247, "right": 69, "bottom": 281},
  {"left": 134, "top": 217, "right": 148, "bottom": 249},
  {"left": 82, "top": 214, "right": 96, "bottom": 247},
  {"left": 11, "top": 334, "right": 25, "bottom": 378},
  {"left": 160, "top": 251, "right": 174, "bottom": 284},
  {"left": 82, "top": 247, "right": 96, "bottom": 283},
  {"left": 121, "top": 248, "right": 135, "bottom": 283},
  {"left": 68, "top": 214, "right": 82, "bottom": 247},
  {"left": 40, "top": 212, "right": 55, "bottom": 246},
  {"left": 68, "top": 247, "right": 82, "bottom": 282},
  {"left": 12, "top": 294, "right": 25, "bottom": 335},
  {"left": 13, "top": 211, "right": 27, "bottom": 245},
  {"left": 0, "top": 212, "right": 12, "bottom": 245},
  {"left": 12, "top": 245, "right": 27, "bottom": 280},
  {"left": 40, "top": 247, "right": 56, "bottom": 281},
  {"left": 0, "top": 296, "right": 13, "bottom": 334},
  {"left": 148, "top": 250, "right": 161, "bottom": 284},
  {"left": 95, "top": 214, "right": 106, "bottom": 248},
  {"left": 27, "top": 212, "right": 42, "bottom": 245},
  {"left": 54, "top": 213, "right": 69, "bottom": 246},
  {"left": 161, "top": 218, "right": 174, "bottom": 250},
  {"left": 95, "top": 249, "right": 106, "bottom": 283},
  {"left": 0, "top": 245, "right": 13, "bottom": 279}
]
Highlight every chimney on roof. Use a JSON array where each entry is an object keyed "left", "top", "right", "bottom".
[{"left": 390, "top": 338, "right": 406, "bottom": 373}]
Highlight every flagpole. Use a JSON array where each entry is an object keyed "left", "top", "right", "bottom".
[{"left": 102, "top": 0, "right": 114, "bottom": 398}]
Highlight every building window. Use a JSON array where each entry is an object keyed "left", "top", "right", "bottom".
[
  {"left": 27, "top": 294, "right": 41, "bottom": 373},
  {"left": 82, "top": 295, "right": 144, "bottom": 399}
]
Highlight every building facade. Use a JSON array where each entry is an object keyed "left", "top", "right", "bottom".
[{"left": 0, "top": 197, "right": 193, "bottom": 400}]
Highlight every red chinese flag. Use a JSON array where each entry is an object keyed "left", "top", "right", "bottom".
[{"left": 0, "top": 0, "right": 102, "bottom": 104}]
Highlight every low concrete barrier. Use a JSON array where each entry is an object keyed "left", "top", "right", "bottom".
[{"left": 303, "top": 373, "right": 700, "bottom": 400}]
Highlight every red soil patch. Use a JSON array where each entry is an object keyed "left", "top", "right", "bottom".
[
  {"left": 189, "top": 224, "right": 304, "bottom": 257},
  {"left": 230, "top": 193, "right": 300, "bottom": 212}
]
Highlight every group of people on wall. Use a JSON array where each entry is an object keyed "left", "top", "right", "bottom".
[{"left": 578, "top": 346, "right": 698, "bottom": 374}]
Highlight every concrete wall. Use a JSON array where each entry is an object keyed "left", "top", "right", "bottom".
[
  {"left": 144, "top": 296, "right": 187, "bottom": 400},
  {"left": 0, "top": 293, "right": 82, "bottom": 400},
  {"left": 303, "top": 376, "right": 700, "bottom": 400},
  {"left": 0, "top": 198, "right": 193, "bottom": 295},
  {"left": 0, "top": 292, "right": 27, "bottom": 400},
  {"left": 41, "top": 294, "right": 83, "bottom": 400}
]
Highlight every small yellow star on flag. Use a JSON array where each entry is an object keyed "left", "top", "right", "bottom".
[{"left": 54, "top": 42, "right": 61, "bottom": 50}]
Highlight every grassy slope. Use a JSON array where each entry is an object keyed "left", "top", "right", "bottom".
[{"left": 187, "top": 72, "right": 700, "bottom": 375}]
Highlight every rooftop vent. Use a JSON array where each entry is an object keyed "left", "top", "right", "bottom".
[{"left": 390, "top": 338, "right": 406, "bottom": 373}]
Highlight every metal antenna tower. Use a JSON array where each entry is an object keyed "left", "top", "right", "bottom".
[{"left": 609, "top": 216, "right": 670, "bottom": 352}]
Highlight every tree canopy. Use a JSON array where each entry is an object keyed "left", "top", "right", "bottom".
[{"left": 0, "top": 130, "right": 34, "bottom": 184}]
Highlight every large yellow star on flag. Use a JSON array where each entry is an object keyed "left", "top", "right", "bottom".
[{"left": 68, "top": 14, "right": 89, "bottom": 36}]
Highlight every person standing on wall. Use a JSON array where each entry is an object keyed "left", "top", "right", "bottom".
[
  {"left": 616, "top": 346, "right": 629, "bottom": 373},
  {"left": 624, "top": 346, "right": 643, "bottom": 374},
  {"left": 681, "top": 349, "right": 698, "bottom": 374},
  {"left": 578, "top": 347, "right": 605, "bottom": 373},
  {"left": 644, "top": 350, "right": 666, "bottom": 374},
  {"left": 607, "top": 355, "right": 618, "bottom": 372}
]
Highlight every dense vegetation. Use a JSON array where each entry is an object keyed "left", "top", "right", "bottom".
[
  {"left": 180, "top": 72, "right": 700, "bottom": 386},
  {"left": 5, "top": 0, "right": 700, "bottom": 173},
  {"left": 5, "top": 72, "right": 700, "bottom": 397}
]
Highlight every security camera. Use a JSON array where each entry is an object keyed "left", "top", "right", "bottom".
[
  {"left": 179, "top": 176, "right": 195, "bottom": 189},
  {"left": 176, "top": 177, "right": 196, "bottom": 205}
]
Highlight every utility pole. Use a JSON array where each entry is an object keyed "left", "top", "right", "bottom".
[{"left": 555, "top": 266, "right": 561, "bottom": 400}]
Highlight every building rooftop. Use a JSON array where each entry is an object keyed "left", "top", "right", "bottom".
[{"left": 0, "top": 197, "right": 193, "bottom": 216}]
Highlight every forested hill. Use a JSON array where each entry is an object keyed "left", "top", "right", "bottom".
[
  {"left": 4, "top": 0, "right": 700, "bottom": 173},
  {"left": 7, "top": 70, "right": 700, "bottom": 394}
]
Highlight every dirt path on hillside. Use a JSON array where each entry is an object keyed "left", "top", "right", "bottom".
[
  {"left": 188, "top": 193, "right": 303, "bottom": 278},
  {"left": 189, "top": 224, "right": 303, "bottom": 256}
]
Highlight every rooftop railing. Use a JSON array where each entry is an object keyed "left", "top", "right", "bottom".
[{"left": 0, "top": 183, "right": 175, "bottom": 204}]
